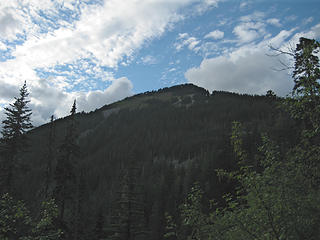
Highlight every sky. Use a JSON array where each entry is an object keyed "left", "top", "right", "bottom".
[{"left": 0, "top": 0, "right": 320, "bottom": 127}]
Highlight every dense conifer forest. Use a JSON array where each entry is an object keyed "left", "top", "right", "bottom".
[{"left": 1, "top": 37, "right": 319, "bottom": 239}]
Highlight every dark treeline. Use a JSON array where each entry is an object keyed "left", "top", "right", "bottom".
[{"left": 0, "top": 37, "right": 319, "bottom": 240}]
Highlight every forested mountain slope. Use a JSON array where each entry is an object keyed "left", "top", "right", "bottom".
[{"left": 10, "top": 83, "right": 297, "bottom": 239}]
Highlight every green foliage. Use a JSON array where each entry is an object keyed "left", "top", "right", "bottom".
[
  {"left": 0, "top": 194, "right": 63, "bottom": 240},
  {"left": 213, "top": 124, "right": 320, "bottom": 239},
  {"left": 179, "top": 124, "right": 320, "bottom": 239},
  {"left": 179, "top": 183, "right": 209, "bottom": 240},
  {"left": 288, "top": 37, "right": 320, "bottom": 134},
  {"left": 28, "top": 199, "right": 62, "bottom": 240},
  {"left": 163, "top": 213, "right": 177, "bottom": 240},
  {"left": 293, "top": 37, "right": 320, "bottom": 97},
  {"left": 0, "top": 194, "right": 62, "bottom": 240},
  {"left": 0, "top": 193, "right": 32, "bottom": 240},
  {"left": 230, "top": 121, "right": 247, "bottom": 164}
]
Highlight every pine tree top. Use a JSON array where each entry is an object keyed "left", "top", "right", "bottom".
[
  {"left": 71, "top": 99, "right": 77, "bottom": 115},
  {"left": 1, "top": 82, "right": 33, "bottom": 141}
]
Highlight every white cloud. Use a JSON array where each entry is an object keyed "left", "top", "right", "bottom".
[
  {"left": 0, "top": 0, "right": 222, "bottom": 86},
  {"left": 178, "top": 33, "right": 189, "bottom": 39},
  {"left": 205, "top": 30, "right": 224, "bottom": 40},
  {"left": 0, "top": 0, "right": 61, "bottom": 42},
  {"left": 267, "top": 18, "right": 282, "bottom": 27},
  {"left": 141, "top": 55, "right": 157, "bottom": 65},
  {"left": 197, "top": 42, "right": 219, "bottom": 56},
  {"left": 191, "top": 0, "right": 221, "bottom": 15},
  {"left": 0, "top": 77, "right": 133, "bottom": 127},
  {"left": 3, "top": 0, "right": 220, "bottom": 72},
  {"left": 76, "top": 77, "right": 133, "bottom": 112},
  {"left": 185, "top": 48, "right": 293, "bottom": 96},
  {"left": 239, "top": 1, "right": 252, "bottom": 10},
  {"left": 303, "top": 17, "right": 314, "bottom": 25},
  {"left": 0, "top": 4, "right": 32, "bottom": 42},
  {"left": 267, "top": 29, "right": 295, "bottom": 48},
  {"left": 285, "top": 15, "right": 297, "bottom": 22},
  {"left": 218, "top": 18, "right": 229, "bottom": 26},
  {"left": 240, "top": 11, "right": 265, "bottom": 22},
  {"left": 0, "top": 11, "right": 22, "bottom": 40},
  {"left": 188, "top": 22, "right": 320, "bottom": 96},
  {"left": 187, "top": 38, "right": 201, "bottom": 50},
  {"left": 233, "top": 21, "right": 266, "bottom": 43},
  {"left": 0, "top": 83, "right": 20, "bottom": 103},
  {"left": 175, "top": 33, "right": 201, "bottom": 52},
  {"left": 184, "top": 27, "right": 318, "bottom": 96},
  {"left": 232, "top": 11, "right": 269, "bottom": 44},
  {"left": 286, "top": 23, "right": 320, "bottom": 51},
  {"left": 0, "top": 41, "right": 7, "bottom": 50},
  {"left": 177, "top": 22, "right": 320, "bottom": 99},
  {"left": 309, "top": 23, "right": 320, "bottom": 38}
]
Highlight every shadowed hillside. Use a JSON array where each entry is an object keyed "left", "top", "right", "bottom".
[{"left": 6, "top": 83, "right": 297, "bottom": 239}]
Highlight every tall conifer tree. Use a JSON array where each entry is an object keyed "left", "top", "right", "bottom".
[
  {"left": 53, "top": 100, "right": 79, "bottom": 232},
  {"left": 43, "top": 115, "right": 56, "bottom": 199},
  {"left": 291, "top": 37, "right": 320, "bottom": 133},
  {"left": 109, "top": 154, "right": 147, "bottom": 240},
  {"left": 0, "top": 81, "right": 33, "bottom": 194}
]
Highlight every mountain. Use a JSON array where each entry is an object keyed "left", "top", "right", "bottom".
[{"left": 12, "top": 84, "right": 297, "bottom": 239}]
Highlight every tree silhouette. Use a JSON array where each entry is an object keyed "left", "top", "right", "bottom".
[
  {"left": 53, "top": 100, "right": 80, "bottom": 233},
  {"left": 0, "top": 81, "right": 33, "bottom": 194}
]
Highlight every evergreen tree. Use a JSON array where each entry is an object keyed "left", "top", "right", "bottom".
[
  {"left": 53, "top": 100, "right": 79, "bottom": 234},
  {"left": 289, "top": 37, "right": 320, "bottom": 189},
  {"left": 266, "top": 90, "right": 276, "bottom": 98},
  {"left": 290, "top": 37, "right": 320, "bottom": 133},
  {"left": 292, "top": 37, "right": 320, "bottom": 97},
  {"left": 108, "top": 156, "right": 147, "bottom": 240},
  {"left": 163, "top": 212, "right": 178, "bottom": 240},
  {"left": 43, "top": 115, "right": 56, "bottom": 199},
  {"left": 93, "top": 212, "right": 105, "bottom": 240},
  {"left": 0, "top": 81, "right": 33, "bottom": 194},
  {"left": 71, "top": 169, "right": 86, "bottom": 240}
]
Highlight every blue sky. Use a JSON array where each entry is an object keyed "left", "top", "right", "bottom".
[{"left": 0, "top": 0, "right": 319, "bottom": 126}]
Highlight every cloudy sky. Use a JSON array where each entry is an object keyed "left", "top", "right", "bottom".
[{"left": 0, "top": 0, "right": 319, "bottom": 126}]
